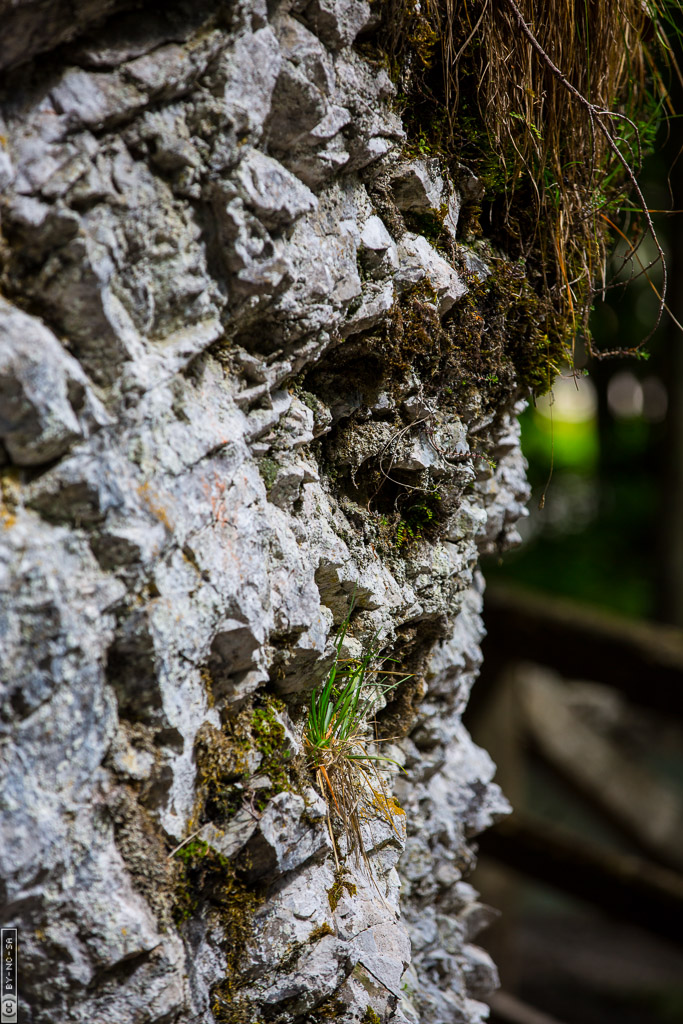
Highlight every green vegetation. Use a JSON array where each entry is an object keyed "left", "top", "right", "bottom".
[
  {"left": 171, "top": 839, "right": 260, "bottom": 1022},
  {"left": 307, "top": 922, "right": 334, "bottom": 942},
  {"left": 251, "top": 697, "right": 290, "bottom": 799},
  {"left": 327, "top": 866, "right": 358, "bottom": 912},
  {"left": 194, "top": 694, "right": 293, "bottom": 822},
  {"left": 177, "top": 695, "right": 300, "bottom": 1022},
  {"left": 488, "top": 397, "right": 658, "bottom": 619},
  {"left": 396, "top": 489, "right": 441, "bottom": 547},
  {"left": 304, "top": 602, "right": 408, "bottom": 870},
  {"left": 362, "top": 1007, "right": 382, "bottom": 1024},
  {"left": 258, "top": 457, "right": 279, "bottom": 490}
]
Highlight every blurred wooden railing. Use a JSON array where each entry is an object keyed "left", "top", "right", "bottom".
[
  {"left": 476, "top": 582, "right": 683, "bottom": 718},
  {"left": 467, "top": 583, "right": 683, "bottom": 1008}
]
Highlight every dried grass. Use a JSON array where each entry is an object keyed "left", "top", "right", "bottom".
[{"left": 379, "top": 0, "right": 681, "bottom": 358}]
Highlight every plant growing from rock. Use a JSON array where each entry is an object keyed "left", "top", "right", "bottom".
[{"left": 304, "top": 603, "right": 408, "bottom": 872}]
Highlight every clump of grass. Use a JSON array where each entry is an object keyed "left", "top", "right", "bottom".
[{"left": 304, "top": 603, "right": 408, "bottom": 873}]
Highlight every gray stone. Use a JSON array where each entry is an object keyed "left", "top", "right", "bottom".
[
  {"left": 341, "top": 279, "right": 395, "bottom": 336},
  {"left": 359, "top": 214, "right": 399, "bottom": 278},
  {"left": 444, "top": 192, "right": 461, "bottom": 240},
  {"left": 302, "top": 0, "right": 372, "bottom": 50},
  {"left": 361, "top": 213, "right": 395, "bottom": 252},
  {"left": 461, "top": 247, "right": 491, "bottom": 281},
  {"left": 397, "top": 233, "right": 468, "bottom": 313},
  {"left": 0, "top": 4, "right": 534, "bottom": 1022},
  {"left": 0, "top": 0, "right": 128, "bottom": 72},
  {"left": 199, "top": 812, "right": 260, "bottom": 860},
  {"left": 235, "top": 147, "right": 318, "bottom": 229},
  {"left": 392, "top": 159, "right": 447, "bottom": 213},
  {"left": 0, "top": 299, "right": 109, "bottom": 465},
  {"left": 247, "top": 791, "right": 332, "bottom": 878},
  {"left": 222, "top": 27, "right": 282, "bottom": 138}
]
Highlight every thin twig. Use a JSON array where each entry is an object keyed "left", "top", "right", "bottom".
[{"left": 167, "top": 827, "right": 203, "bottom": 859}]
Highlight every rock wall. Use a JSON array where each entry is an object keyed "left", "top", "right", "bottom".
[{"left": 0, "top": 2, "right": 530, "bottom": 1022}]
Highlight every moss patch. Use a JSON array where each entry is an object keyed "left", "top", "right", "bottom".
[
  {"left": 251, "top": 697, "right": 289, "bottom": 802},
  {"left": 172, "top": 839, "right": 261, "bottom": 1023},
  {"left": 195, "top": 718, "right": 252, "bottom": 821},
  {"left": 307, "top": 997, "right": 347, "bottom": 1023},
  {"left": 184, "top": 697, "right": 302, "bottom": 1021},
  {"left": 258, "top": 457, "right": 279, "bottom": 490},
  {"left": 306, "top": 262, "right": 557, "bottom": 557},
  {"left": 195, "top": 694, "right": 295, "bottom": 821},
  {"left": 373, "top": 0, "right": 670, "bottom": 361},
  {"left": 308, "top": 922, "right": 334, "bottom": 943},
  {"left": 362, "top": 1007, "right": 382, "bottom": 1024},
  {"left": 327, "top": 867, "right": 357, "bottom": 913}
]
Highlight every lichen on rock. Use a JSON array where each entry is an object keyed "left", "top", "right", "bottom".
[{"left": 0, "top": 1, "right": 533, "bottom": 1022}]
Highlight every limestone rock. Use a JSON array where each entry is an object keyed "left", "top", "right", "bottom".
[
  {"left": 391, "top": 158, "right": 447, "bottom": 213},
  {"left": 397, "top": 233, "right": 468, "bottom": 312},
  {"left": 0, "top": 299, "right": 109, "bottom": 465},
  {"left": 0, "top": 4, "right": 534, "bottom": 1023}
]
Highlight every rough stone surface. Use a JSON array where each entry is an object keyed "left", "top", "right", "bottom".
[{"left": 0, "top": 3, "right": 530, "bottom": 1023}]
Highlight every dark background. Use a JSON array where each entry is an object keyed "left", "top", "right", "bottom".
[{"left": 468, "top": 121, "right": 683, "bottom": 1024}]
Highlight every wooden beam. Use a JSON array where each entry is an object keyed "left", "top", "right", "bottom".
[
  {"left": 518, "top": 667, "right": 683, "bottom": 873},
  {"left": 488, "top": 991, "right": 569, "bottom": 1024},
  {"left": 479, "top": 583, "right": 683, "bottom": 717},
  {"left": 477, "top": 813, "right": 683, "bottom": 946}
]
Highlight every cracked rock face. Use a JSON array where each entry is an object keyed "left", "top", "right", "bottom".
[{"left": 0, "top": 2, "right": 529, "bottom": 1023}]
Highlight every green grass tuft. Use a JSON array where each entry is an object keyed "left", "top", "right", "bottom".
[{"left": 304, "top": 599, "right": 409, "bottom": 871}]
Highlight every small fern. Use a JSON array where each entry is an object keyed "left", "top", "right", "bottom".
[{"left": 396, "top": 490, "right": 441, "bottom": 547}]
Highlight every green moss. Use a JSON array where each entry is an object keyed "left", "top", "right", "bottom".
[
  {"left": 396, "top": 488, "right": 442, "bottom": 547},
  {"left": 363, "top": 1007, "right": 382, "bottom": 1024},
  {"left": 194, "top": 719, "right": 252, "bottom": 822},
  {"left": 251, "top": 699, "right": 285, "bottom": 760},
  {"left": 258, "top": 457, "right": 279, "bottom": 490},
  {"left": 172, "top": 839, "right": 261, "bottom": 1023},
  {"left": 173, "top": 840, "right": 259, "bottom": 949},
  {"left": 327, "top": 868, "right": 357, "bottom": 912},
  {"left": 307, "top": 998, "right": 346, "bottom": 1023},
  {"left": 194, "top": 695, "right": 296, "bottom": 821},
  {"left": 250, "top": 696, "right": 292, "bottom": 805},
  {"left": 308, "top": 922, "right": 334, "bottom": 943},
  {"left": 370, "top": 3, "right": 580, "bottom": 376},
  {"left": 403, "top": 202, "right": 449, "bottom": 251}
]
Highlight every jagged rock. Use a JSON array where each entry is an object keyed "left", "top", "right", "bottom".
[
  {"left": 235, "top": 147, "right": 318, "bottom": 229},
  {"left": 0, "top": 4, "right": 534, "bottom": 1023},
  {"left": 391, "top": 158, "right": 447, "bottom": 213},
  {"left": 0, "top": 299, "right": 109, "bottom": 465},
  {"left": 397, "top": 233, "right": 468, "bottom": 312},
  {"left": 245, "top": 790, "right": 332, "bottom": 878},
  {"left": 359, "top": 213, "right": 400, "bottom": 278},
  {"left": 301, "top": 0, "right": 373, "bottom": 50}
]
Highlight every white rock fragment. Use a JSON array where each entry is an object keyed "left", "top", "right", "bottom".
[
  {"left": 303, "top": 0, "right": 373, "bottom": 50},
  {"left": 397, "top": 233, "right": 468, "bottom": 313},
  {"left": 222, "top": 27, "right": 282, "bottom": 136},
  {"left": 235, "top": 148, "right": 318, "bottom": 229},
  {"left": 392, "top": 158, "right": 446, "bottom": 212}
]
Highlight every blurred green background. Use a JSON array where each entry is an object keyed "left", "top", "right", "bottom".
[{"left": 484, "top": 160, "right": 681, "bottom": 623}]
